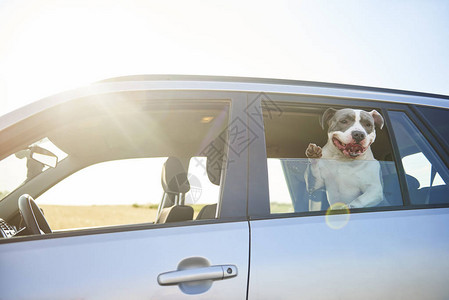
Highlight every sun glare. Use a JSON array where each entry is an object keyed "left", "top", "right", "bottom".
[{"left": 0, "top": 1, "right": 232, "bottom": 114}]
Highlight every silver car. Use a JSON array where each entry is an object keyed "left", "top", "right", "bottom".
[{"left": 0, "top": 75, "right": 448, "bottom": 299}]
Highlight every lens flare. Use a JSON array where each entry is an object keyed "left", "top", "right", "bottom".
[{"left": 325, "top": 202, "right": 350, "bottom": 229}]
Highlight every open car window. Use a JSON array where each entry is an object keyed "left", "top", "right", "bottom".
[
  {"left": 262, "top": 102, "right": 402, "bottom": 214},
  {"left": 37, "top": 158, "right": 167, "bottom": 229},
  {"left": 37, "top": 156, "right": 223, "bottom": 230}
]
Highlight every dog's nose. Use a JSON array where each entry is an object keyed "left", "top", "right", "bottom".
[{"left": 351, "top": 131, "right": 365, "bottom": 143}]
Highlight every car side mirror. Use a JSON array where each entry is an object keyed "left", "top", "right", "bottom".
[{"left": 30, "top": 146, "right": 58, "bottom": 168}]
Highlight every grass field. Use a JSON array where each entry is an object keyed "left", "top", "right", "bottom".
[
  {"left": 40, "top": 204, "right": 205, "bottom": 230},
  {"left": 270, "top": 202, "right": 294, "bottom": 214},
  {"left": 40, "top": 202, "right": 294, "bottom": 230}
]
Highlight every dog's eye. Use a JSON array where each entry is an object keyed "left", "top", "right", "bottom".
[
  {"left": 340, "top": 120, "right": 348, "bottom": 124},
  {"left": 366, "top": 123, "right": 372, "bottom": 127}
]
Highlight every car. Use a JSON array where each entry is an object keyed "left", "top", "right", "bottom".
[{"left": 0, "top": 75, "right": 448, "bottom": 299}]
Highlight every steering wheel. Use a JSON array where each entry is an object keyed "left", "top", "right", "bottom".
[{"left": 18, "top": 194, "right": 52, "bottom": 235}]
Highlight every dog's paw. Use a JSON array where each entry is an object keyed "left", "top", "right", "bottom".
[{"left": 306, "top": 143, "right": 322, "bottom": 159}]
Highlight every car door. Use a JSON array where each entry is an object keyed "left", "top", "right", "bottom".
[
  {"left": 246, "top": 92, "right": 449, "bottom": 299},
  {"left": 0, "top": 89, "right": 250, "bottom": 299}
]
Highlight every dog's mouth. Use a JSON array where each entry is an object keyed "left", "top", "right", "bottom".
[{"left": 332, "top": 138, "right": 367, "bottom": 158}]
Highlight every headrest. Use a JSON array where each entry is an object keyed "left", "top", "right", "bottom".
[
  {"left": 161, "top": 157, "right": 190, "bottom": 194},
  {"left": 206, "top": 137, "right": 225, "bottom": 185}
]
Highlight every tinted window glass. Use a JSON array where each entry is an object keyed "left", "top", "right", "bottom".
[
  {"left": 389, "top": 111, "right": 449, "bottom": 205},
  {"left": 416, "top": 106, "right": 449, "bottom": 148},
  {"left": 263, "top": 104, "right": 402, "bottom": 214}
]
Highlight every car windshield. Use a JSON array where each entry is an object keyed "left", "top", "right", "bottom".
[{"left": 0, "top": 137, "right": 67, "bottom": 201}]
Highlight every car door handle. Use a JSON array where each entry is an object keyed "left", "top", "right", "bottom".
[{"left": 157, "top": 265, "right": 238, "bottom": 286}]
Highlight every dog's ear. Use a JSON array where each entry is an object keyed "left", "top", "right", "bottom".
[
  {"left": 370, "top": 110, "right": 384, "bottom": 129},
  {"left": 320, "top": 108, "right": 337, "bottom": 129}
]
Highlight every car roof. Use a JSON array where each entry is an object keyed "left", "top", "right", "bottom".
[
  {"left": 100, "top": 74, "right": 449, "bottom": 101},
  {"left": 1, "top": 74, "right": 449, "bottom": 133}
]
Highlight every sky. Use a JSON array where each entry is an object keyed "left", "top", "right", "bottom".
[{"left": 0, "top": 0, "right": 449, "bottom": 116}]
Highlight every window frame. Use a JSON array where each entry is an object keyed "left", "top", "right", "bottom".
[
  {"left": 0, "top": 90, "right": 250, "bottom": 244},
  {"left": 247, "top": 92, "right": 449, "bottom": 220}
]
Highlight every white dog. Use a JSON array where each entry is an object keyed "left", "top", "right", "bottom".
[{"left": 305, "top": 108, "right": 385, "bottom": 210}]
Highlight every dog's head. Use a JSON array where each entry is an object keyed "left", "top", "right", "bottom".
[{"left": 320, "top": 108, "right": 384, "bottom": 158}]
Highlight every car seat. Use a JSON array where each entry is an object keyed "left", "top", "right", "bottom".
[{"left": 156, "top": 157, "right": 194, "bottom": 223}]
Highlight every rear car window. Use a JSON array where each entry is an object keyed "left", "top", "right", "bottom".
[
  {"left": 388, "top": 111, "right": 449, "bottom": 205},
  {"left": 262, "top": 103, "right": 402, "bottom": 214},
  {"left": 416, "top": 106, "right": 449, "bottom": 149}
]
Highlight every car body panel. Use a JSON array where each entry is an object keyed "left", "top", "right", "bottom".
[
  {"left": 248, "top": 208, "right": 449, "bottom": 300},
  {"left": 0, "top": 221, "right": 250, "bottom": 299}
]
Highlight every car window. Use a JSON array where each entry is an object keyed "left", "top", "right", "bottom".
[
  {"left": 34, "top": 102, "right": 230, "bottom": 231},
  {"left": 416, "top": 106, "right": 449, "bottom": 149},
  {"left": 37, "top": 158, "right": 167, "bottom": 230},
  {"left": 388, "top": 111, "right": 449, "bottom": 205},
  {"left": 186, "top": 156, "right": 220, "bottom": 210},
  {"left": 262, "top": 103, "right": 403, "bottom": 214}
]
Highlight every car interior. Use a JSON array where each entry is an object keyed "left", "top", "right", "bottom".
[{"left": 156, "top": 153, "right": 222, "bottom": 224}]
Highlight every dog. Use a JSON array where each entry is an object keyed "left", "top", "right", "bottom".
[{"left": 305, "top": 108, "right": 385, "bottom": 210}]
